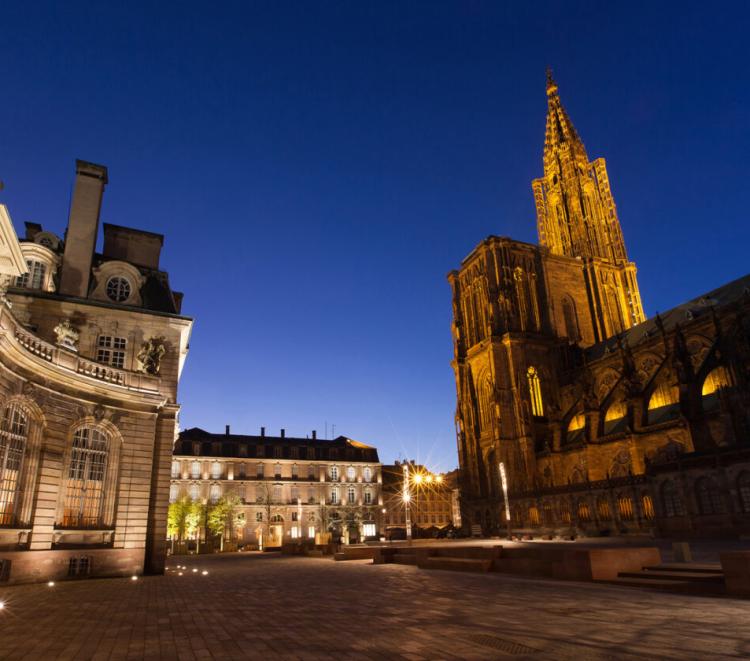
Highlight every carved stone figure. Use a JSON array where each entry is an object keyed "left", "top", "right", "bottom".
[
  {"left": 53, "top": 319, "right": 79, "bottom": 352},
  {"left": 137, "top": 336, "right": 166, "bottom": 375}
]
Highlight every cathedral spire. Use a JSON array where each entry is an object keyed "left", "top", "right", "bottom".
[{"left": 531, "top": 71, "right": 646, "bottom": 336}]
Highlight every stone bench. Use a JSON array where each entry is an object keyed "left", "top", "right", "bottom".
[
  {"left": 720, "top": 551, "right": 750, "bottom": 596},
  {"left": 421, "top": 556, "right": 493, "bottom": 573}
]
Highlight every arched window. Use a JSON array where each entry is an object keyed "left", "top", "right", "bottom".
[
  {"left": 603, "top": 400, "right": 627, "bottom": 435},
  {"left": 330, "top": 465, "right": 339, "bottom": 481},
  {"left": 695, "top": 477, "right": 723, "bottom": 515},
  {"left": 527, "top": 367, "right": 544, "bottom": 417},
  {"left": 702, "top": 366, "right": 732, "bottom": 411},
  {"left": 561, "top": 296, "right": 580, "bottom": 341},
  {"left": 0, "top": 403, "right": 29, "bottom": 526},
  {"left": 15, "top": 260, "right": 47, "bottom": 290},
  {"left": 596, "top": 496, "right": 611, "bottom": 520},
  {"left": 647, "top": 381, "right": 679, "bottom": 424},
  {"left": 528, "top": 506, "right": 540, "bottom": 526},
  {"left": 347, "top": 486, "right": 356, "bottom": 504},
  {"left": 363, "top": 466, "right": 372, "bottom": 482},
  {"left": 270, "top": 514, "right": 283, "bottom": 523},
  {"left": 617, "top": 496, "right": 634, "bottom": 521},
  {"left": 642, "top": 494, "right": 655, "bottom": 520},
  {"left": 577, "top": 500, "right": 591, "bottom": 522},
  {"left": 478, "top": 377, "right": 493, "bottom": 431},
  {"left": 661, "top": 481, "right": 685, "bottom": 517},
  {"left": 346, "top": 466, "right": 356, "bottom": 481},
  {"left": 567, "top": 412, "right": 585, "bottom": 443},
  {"left": 63, "top": 426, "right": 110, "bottom": 528},
  {"left": 514, "top": 269, "right": 529, "bottom": 331},
  {"left": 559, "top": 501, "right": 572, "bottom": 524},
  {"left": 737, "top": 473, "right": 750, "bottom": 514}
]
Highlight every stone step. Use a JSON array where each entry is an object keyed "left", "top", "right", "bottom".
[
  {"left": 619, "top": 570, "right": 724, "bottom": 583},
  {"left": 643, "top": 563, "right": 722, "bottom": 574},
  {"left": 599, "top": 577, "right": 694, "bottom": 591},
  {"left": 392, "top": 553, "right": 417, "bottom": 565},
  {"left": 420, "top": 557, "right": 493, "bottom": 573}
]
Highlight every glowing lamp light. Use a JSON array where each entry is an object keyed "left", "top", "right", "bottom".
[
  {"left": 425, "top": 474, "right": 433, "bottom": 484},
  {"left": 192, "top": 568, "right": 198, "bottom": 573},
  {"left": 436, "top": 475, "right": 443, "bottom": 484},
  {"left": 403, "top": 493, "right": 411, "bottom": 503},
  {"left": 47, "top": 581, "right": 55, "bottom": 587},
  {"left": 201, "top": 570, "right": 208, "bottom": 576},
  {"left": 0, "top": 601, "right": 5, "bottom": 610},
  {"left": 178, "top": 572, "right": 183, "bottom": 576},
  {"left": 131, "top": 575, "right": 138, "bottom": 581},
  {"left": 413, "top": 474, "right": 423, "bottom": 485}
]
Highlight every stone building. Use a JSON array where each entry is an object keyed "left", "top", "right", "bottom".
[
  {"left": 171, "top": 427, "right": 382, "bottom": 547},
  {"left": 381, "top": 462, "right": 458, "bottom": 532},
  {"left": 449, "top": 73, "right": 750, "bottom": 538},
  {"left": 0, "top": 160, "right": 192, "bottom": 584}
]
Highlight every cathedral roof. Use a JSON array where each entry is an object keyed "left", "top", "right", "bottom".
[{"left": 586, "top": 272, "right": 750, "bottom": 360}]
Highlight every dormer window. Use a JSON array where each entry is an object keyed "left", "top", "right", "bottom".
[
  {"left": 106, "top": 276, "right": 131, "bottom": 302},
  {"left": 16, "top": 260, "right": 46, "bottom": 290}
]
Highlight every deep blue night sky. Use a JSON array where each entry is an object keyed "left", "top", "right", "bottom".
[{"left": 1, "top": 2, "right": 748, "bottom": 470}]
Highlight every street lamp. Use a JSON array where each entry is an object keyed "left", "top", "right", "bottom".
[{"left": 402, "top": 463, "right": 412, "bottom": 542}]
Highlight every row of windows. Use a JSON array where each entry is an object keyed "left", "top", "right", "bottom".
[
  {"left": 172, "top": 483, "right": 376, "bottom": 505},
  {"left": 0, "top": 404, "right": 112, "bottom": 528},
  {"left": 173, "top": 460, "right": 375, "bottom": 482},
  {"left": 183, "top": 441, "right": 374, "bottom": 462}
]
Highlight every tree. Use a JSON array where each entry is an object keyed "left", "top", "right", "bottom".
[
  {"left": 185, "top": 500, "right": 204, "bottom": 542},
  {"left": 254, "top": 481, "right": 279, "bottom": 549},
  {"left": 167, "top": 498, "right": 191, "bottom": 544},
  {"left": 207, "top": 495, "right": 242, "bottom": 551}
]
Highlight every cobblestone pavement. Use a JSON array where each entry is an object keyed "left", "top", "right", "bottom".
[{"left": 0, "top": 553, "right": 748, "bottom": 660}]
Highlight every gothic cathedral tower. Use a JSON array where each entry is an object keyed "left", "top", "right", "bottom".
[{"left": 532, "top": 71, "right": 645, "bottom": 342}]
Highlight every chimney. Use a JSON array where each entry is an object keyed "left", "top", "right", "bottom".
[
  {"left": 281, "top": 428, "right": 285, "bottom": 438},
  {"left": 260, "top": 427, "right": 265, "bottom": 437},
  {"left": 225, "top": 425, "right": 230, "bottom": 436},
  {"left": 312, "top": 430, "right": 317, "bottom": 440},
  {"left": 59, "top": 160, "right": 108, "bottom": 297}
]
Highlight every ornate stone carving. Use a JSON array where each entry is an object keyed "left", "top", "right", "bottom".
[
  {"left": 53, "top": 319, "right": 79, "bottom": 352},
  {"left": 137, "top": 336, "right": 167, "bottom": 376}
]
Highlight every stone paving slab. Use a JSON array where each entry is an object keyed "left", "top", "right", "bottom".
[{"left": 0, "top": 553, "right": 748, "bottom": 659}]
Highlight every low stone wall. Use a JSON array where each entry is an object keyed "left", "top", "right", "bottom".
[
  {"left": 720, "top": 551, "right": 750, "bottom": 596},
  {"left": 0, "top": 548, "right": 145, "bottom": 585}
]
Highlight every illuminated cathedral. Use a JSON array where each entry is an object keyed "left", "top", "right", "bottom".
[{"left": 449, "top": 72, "right": 750, "bottom": 536}]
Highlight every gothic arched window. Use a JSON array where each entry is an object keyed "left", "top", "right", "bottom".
[
  {"left": 527, "top": 367, "right": 544, "bottom": 417},
  {"left": 695, "top": 477, "right": 723, "bottom": 516},
  {"left": 0, "top": 403, "right": 29, "bottom": 526},
  {"left": 647, "top": 381, "right": 679, "bottom": 424},
  {"left": 661, "top": 481, "right": 685, "bottom": 517},
  {"left": 478, "top": 376, "right": 493, "bottom": 431},
  {"left": 63, "top": 425, "right": 110, "bottom": 528},
  {"left": 737, "top": 472, "right": 750, "bottom": 514},
  {"left": 702, "top": 366, "right": 732, "bottom": 411},
  {"left": 561, "top": 296, "right": 580, "bottom": 341}
]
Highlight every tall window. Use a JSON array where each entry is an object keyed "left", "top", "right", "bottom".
[
  {"left": 96, "top": 336, "right": 127, "bottom": 369},
  {"left": 364, "top": 466, "right": 372, "bottom": 482},
  {"left": 661, "top": 481, "right": 685, "bottom": 517},
  {"left": 695, "top": 477, "right": 723, "bottom": 515},
  {"left": 292, "top": 463, "right": 298, "bottom": 478},
  {"left": 346, "top": 466, "right": 356, "bottom": 481},
  {"left": 273, "top": 485, "right": 282, "bottom": 502},
  {"left": 331, "top": 487, "right": 339, "bottom": 504},
  {"left": 648, "top": 381, "right": 679, "bottom": 424},
  {"left": 0, "top": 404, "right": 29, "bottom": 526},
  {"left": 527, "top": 367, "right": 544, "bottom": 417},
  {"left": 191, "top": 461, "right": 201, "bottom": 479},
  {"left": 211, "top": 461, "right": 222, "bottom": 479},
  {"left": 189, "top": 484, "right": 200, "bottom": 501},
  {"left": 348, "top": 486, "right": 356, "bottom": 504},
  {"left": 274, "top": 463, "right": 282, "bottom": 479},
  {"left": 330, "top": 465, "right": 339, "bottom": 481},
  {"left": 478, "top": 377, "right": 493, "bottom": 431},
  {"left": 63, "top": 426, "right": 109, "bottom": 528},
  {"left": 256, "top": 463, "right": 264, "bottom": 478},
  {"left": 291, "top": 486, "right": 300, "bottom": 502},
  {"left": 561, "top": 296, "right": 579, "bottom": 341},
  {"left": 15, "top": 260, "right": 46, "bottom": 290},
  {"left": 209, "top": 484, "right": 221, "bottom": 503},
  {"left": 364, "top": 489, "right": 372, "bottom": 505},
  {"left": 169, "top": 485, "right": 179, "bottom": 503},
  {"left": 171, "top": 460, "right": 180, "bottom": 478}
]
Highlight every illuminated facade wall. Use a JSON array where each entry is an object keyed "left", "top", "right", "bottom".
[
  {"left": 0, "top": 161, "right": 192, "bottom": 584},
  {"left": 449, "top": 77, "right": 750, "bottom": 537}
]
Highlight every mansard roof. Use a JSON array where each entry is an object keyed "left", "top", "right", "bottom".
[
  {"left": 175, "top": 427, "right": 380, "bottom": 462},
  {"left": 586, "top": 272, "right": 750, "bottom": 361}
]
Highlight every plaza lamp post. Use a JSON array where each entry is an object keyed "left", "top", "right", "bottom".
[
  {"left": 498, "top": 462, "right": 512, "bottom": 540},
  {"left": 402, "top": 463, "right": 412, "bottom": 542}
]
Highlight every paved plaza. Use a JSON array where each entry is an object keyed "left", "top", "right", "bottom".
[{"left": 0, "top": 552, "right": 748, "bottom": 660}]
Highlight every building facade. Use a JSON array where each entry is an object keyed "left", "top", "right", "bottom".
[
  {"left": 0, "top": 161, "right": 192, "bottom": 584},
  {"left": 449, "top": 73, "right": 750, "bottom": 538},
  {"left": 171, "top": 427, "right": 382, "bottom": 547},
  {"left": 381, "top": 462, "right": 458, "bottom": 533}
]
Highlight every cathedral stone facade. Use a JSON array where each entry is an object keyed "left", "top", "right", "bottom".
[
  {"left": 449, "top": 74, "right": 750, "bottom": 538},
  {"left": 0, "top": 161, "right": 192, "bottom": 583}
]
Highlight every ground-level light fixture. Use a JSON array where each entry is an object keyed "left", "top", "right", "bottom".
[
  {"left": 201, "top": 570, "right": 208, "bottom": 576},
  {"left": 47, "top": 581, "right": 55, "bottom": 587}
]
